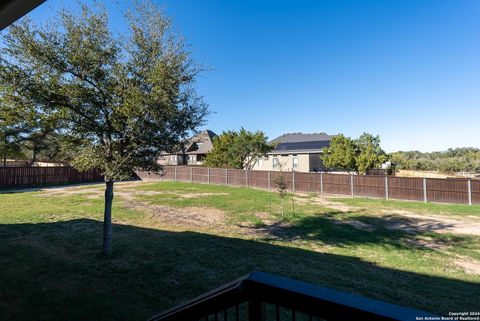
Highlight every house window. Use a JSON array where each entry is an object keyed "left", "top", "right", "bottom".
[
  {"left": 272, "top": 157, "right": 278, "bottom": 169},
  {"left": 292, "top": 155, "right": 298, "bottom": 170},
  {"left": 257, "top": 157, "right": 264, "bottom": 166},
  {"left": 189, "top": 155, "right": 196, "bottom": 164}
]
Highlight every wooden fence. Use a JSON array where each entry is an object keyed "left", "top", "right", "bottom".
[
  {"left": 136, "top": 166, "right": 480, "bottom": 205},
  {"left": 0, "top": 167, "right": 103, "bottom": 188}
]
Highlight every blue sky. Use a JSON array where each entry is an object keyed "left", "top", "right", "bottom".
[{"left": 26, "top": 0, "right": 480, "bottom": 152}]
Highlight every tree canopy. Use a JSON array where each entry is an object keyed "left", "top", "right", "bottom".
[
  {"left": 322, "top": 133, "right": 387, "bottom": 174},
  {"left": 390, "top": 148, "right": 480, "bottom": 173},
  {"left": 204, "top": 128, "right": 273, "bottom": 169},
  {"left": 0, "top": 1, "right": 208, "bottom": 255}
]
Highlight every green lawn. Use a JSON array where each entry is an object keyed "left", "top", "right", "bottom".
[{"left": 1, "top": 181, "right": 479, "bottom": 320}]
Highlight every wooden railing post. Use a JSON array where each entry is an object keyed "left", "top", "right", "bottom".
[
  {"left": 246, "top": 169, "right": 248, "bottom": 187},
  {"left": 208, "top": 168, "right": 210, "bottom": 184},
  {"left": 191, "top": 167, "right": 193, "bottom": 183},
  {"left": 225, "top": 169, "right": 228, "bottom": 186},
  {"left": 468, "top": 180, "right": 472, "bottom": 206},
  {"left": 423, "top": 178, "right": 427, "bottom": 203},
  {"left": 174, "top": 166, "right": 177, "bottom": 181}
]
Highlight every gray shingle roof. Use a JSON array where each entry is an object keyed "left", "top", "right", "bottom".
[
  {"left": 269, "top": 132, "right": 332, "bottom": 154},
  {"left": 185, "top": 130, "right": 217, "bottom": 155}
]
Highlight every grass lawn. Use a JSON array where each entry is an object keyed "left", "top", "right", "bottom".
[{"left": 1, "top": 181, "right": 479, "bottom": 320}]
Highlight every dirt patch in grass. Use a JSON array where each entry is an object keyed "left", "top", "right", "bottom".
[
  {"left": 334, "top": 220, "right": 375, "bottom": 232},
  {"left": 381, "top": 212, "right": 480, "bottom": 236},
  {"left": 294, "top": 195, "right": 356, "bottom": 212},
  {"left": 454, "top": 257, "right": 480, "bottom": 275},
  {"left": 124, "top": 199, "right": 226, "bottom": 227},
  {"left": 402, "top": 236, "right": 451, "bottom": 250}
]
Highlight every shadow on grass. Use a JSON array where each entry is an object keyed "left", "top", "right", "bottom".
[
  {"left": 0, "top": 219, "right": 478, "bottom": 321},
  {"left": 260, "top": 211, "right": 470, "bottom": 250}
]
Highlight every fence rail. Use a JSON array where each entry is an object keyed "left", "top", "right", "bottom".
[
  {"left": 136, "top": 166, "right": 480, "bottom": 206},
  {"left": 0, "top": 166, "right": 103, "bottom": 188}
]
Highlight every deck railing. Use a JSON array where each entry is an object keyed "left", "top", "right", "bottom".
[{"left": 148, "top": 271, "right": 435, "bottom": 321}]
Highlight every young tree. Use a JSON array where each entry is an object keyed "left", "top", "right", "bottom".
[
  {"left": 354, "top": 133, "right": 387, "bottom": 174},
  {"left": 323, "top": 133, "right": 387, "bottom": 174},
  {"left": 322, "top": 134, "right": 357, "bottom": 172},
  {"left": 205, "top": 128, "right": 273, "bottom": 169},
  {"left": 0, "top": 2, "right": 207, "bottom": 256}
]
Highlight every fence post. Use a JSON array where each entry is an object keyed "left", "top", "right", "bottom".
[
  {"left": 320, "top": 172, "right": 324, "bottom": 195},
  {"left": 292, "top": 171, "right": 296, "bottom": 192},
  {"left": 385, "top": 176, "right": 389, "bottom": 201},
  {"left": 174, "top": 166, "right": 177, "bottom": 181},
  {"left": 246, "top": 170, "right": 248, "bottom": 187},
  {"left": 351, "top": 174, "right": 354, "bottom": 197},
  {"left": 268, "top": 171, "right": 271, "bottom": 191},
  {"left": 225, "top": 169, "right": 228, "bottom": 186},
  {"left": 423, "top": 178, "right": 427, "bottom": 203},
  {"left": 191, "top": 167, "right": 193, "bottom": 183},
  {"left": 208, "top": 168, "right": 210, "bottom": 184},
  {"left": 468, "top": 179, "right": 472, "bottom": 206}
]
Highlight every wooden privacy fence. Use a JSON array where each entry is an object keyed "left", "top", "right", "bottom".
[
  {"left": 136, "top": 166, "right": 480, "bottom": 205},
  {"left": 0, "top": 167, "right": 103, "bottom": 188}
]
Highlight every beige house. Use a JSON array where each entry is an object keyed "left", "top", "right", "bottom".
[
  {"left": 158, "top": 130, "right": 217, "bottom": 166},
  {"left": 251, "top": 133, "right": 332, "bottom": 172}
]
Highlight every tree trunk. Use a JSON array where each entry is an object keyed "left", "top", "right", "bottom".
[{"left": 103, "top": 179, "right": 114, "bottom": 256}]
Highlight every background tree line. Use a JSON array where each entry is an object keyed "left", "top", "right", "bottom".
[{"left": 390, "top": 148, "right": 480, "bottom": 173}]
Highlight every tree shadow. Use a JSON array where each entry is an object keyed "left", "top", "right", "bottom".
[
  {"left": 0, "top": 219, "right": 478, "bottom": 321},
  {"left": 258, "top": 210, "right": 470, "bottom": 251}
]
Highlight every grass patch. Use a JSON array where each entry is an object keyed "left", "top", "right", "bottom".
[{"left": 0, "top": 181, "right": 479, "bottom": 320}]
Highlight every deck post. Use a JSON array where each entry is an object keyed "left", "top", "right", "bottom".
[
  {"left": 385, "top": 176, "right": 389, "bottom": 201},
  {"left": 423, "top": 178, "right": 427, "bottom": 203},
  {"left": 468, "top": 179, "right": 472, "bottom": 206},
  {"left": 225, "top": 169, "right": 228, "bottom": 186},
  {"left": 191, "top": 167, "right": 193, "bottom": 183},
  {"left": 208, "top": 168, "right": 210, "bottom": 185},
  {"left": 174, "top": 166, "right": 177, "bottom": 181},
  {"left": 246, "top": 169, "right": 248, "bottom": 187},
  {"left": 320, "top": 172, "right": 324, "bottom": 195}
]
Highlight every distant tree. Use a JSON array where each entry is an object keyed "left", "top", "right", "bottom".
[
  {"left": 205, "top": 128, "right": 273, "bottom": 169},
  {"left": 322, "top": 134, "right": 357, "bottom": 172},
  {"left": 354, "top": 133, "right": 387, "bottom": 174},
  {"left": 0, "top": 1, "right": 207, "bottom": 256}
]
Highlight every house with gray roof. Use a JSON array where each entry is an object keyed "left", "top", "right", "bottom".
[
  {"left": 251, "top": 132, "right": 332, "bottom": 172},
  {"left": 158, "top": 130, "right": 217, "bottom": 166}
]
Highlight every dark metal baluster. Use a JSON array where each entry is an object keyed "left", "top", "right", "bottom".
[
  {"left": 275, "top": 305, "right": 280, "bottom": 321},
  {"left": 291, "top": 310, "right": 296, "bottom": 321},
  {"left": 215, "top": 312, "right": 218, "bottom": 321},
  {"left": 308, "top": 314, "right": 312, "bottom": 321},
  {"left": 224, "top": 309, "right": 228, "bottom": 321},
  {"left": 235, "top": 305, "right": 239, "bottom": 321}
]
